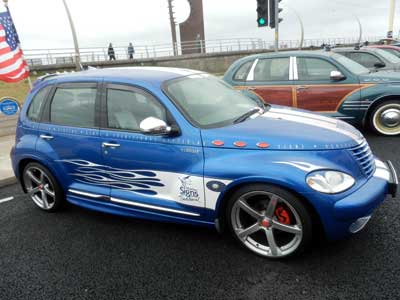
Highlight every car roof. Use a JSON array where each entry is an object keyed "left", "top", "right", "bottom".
[
  {"left": 334, "top": 47, "right": 380, "bottom": 53},
  {"left": 240, "top": 50, "right": 337, "bottom": 59},
  {"left": 41, "top": 67, "right": 203, "bottom": 85},
  {"left": 369, "top": 44, "right": 400, "bottom": 50},
  {"left": 230, "top": 50, "right": 340, "bottom": 67}
]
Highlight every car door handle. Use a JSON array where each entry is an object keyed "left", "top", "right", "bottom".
[
  {"left": 40, "top": 134, "right": 54, "bottom": 140},
  {"left": 247, "top": 87, "right": 257, "bottom": 91},
  {"left": 102, "top": 142, "right": 120, "bottom": 148},
  {"left": 296, "top": 86, "right": 309, "bottom": 90}
]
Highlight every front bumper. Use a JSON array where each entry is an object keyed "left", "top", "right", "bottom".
[{"left": 324, "top": 159, "right": 397, "bottom": 240}]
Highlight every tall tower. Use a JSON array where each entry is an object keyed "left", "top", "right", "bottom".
[{"left": 179, "top": 0, "right": 206, "bottom": 55}]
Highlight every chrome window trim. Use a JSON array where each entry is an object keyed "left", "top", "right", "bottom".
[
  {"left": 289, "top": 57, "right": 294, "bottom": 80},
  {"left": 246, "top": 58, "right": 259, "bottom": 81},
  {"left": 292, "top": 56, "right": 299, "bottom": 80},
  {"left": 110, "top": 197, "right": 200, "bottom": 217}
]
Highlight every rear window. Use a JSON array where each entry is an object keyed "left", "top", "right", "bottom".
[
  {"left": 233, "top": 60, "right": 253, "bottom": 81},
  {"left": 50, "top": 87, "right": 97, "bottom": 127}
]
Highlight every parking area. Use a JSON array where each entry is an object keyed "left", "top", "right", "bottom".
[{"left": 0, "top": 131, "right": 399, "bottom": 300}]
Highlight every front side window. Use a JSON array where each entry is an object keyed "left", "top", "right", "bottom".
[
  {"left": 50, "top": 87, "right": 97, "bottom": 127},
  {"left": 27, "top": 86, "right": 51, "bottom": 122},
  {"left": 347, "top": 52, "right": 382, "bottom": 68},
  {"left": 253, "top": 58, "right": 290, "bottom": 81},
  {"left": 107, "top": 88, "right": 167, "bottom": 131},
  {"left": 298, "top": 57, "right": 339, "bottom": 80},
  {"left": 333, "top": 53, "right": 369, "bottom": 75},
  {"left": 164, "top": 74, "right": 262, "bottom": 128}
]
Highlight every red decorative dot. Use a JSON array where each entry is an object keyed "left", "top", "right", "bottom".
[
  {"left": 234, "top": 141, "right": 247, "bottom": 147},
  {"left": 256, "top": 142, "right": 270, "bottom": 148},
  {"left": 212, "top": 140, "right": 224, "bottom": 146}
]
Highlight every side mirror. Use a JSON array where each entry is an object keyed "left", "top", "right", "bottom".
[
  {"left": 374, "top": 62, "right": 386, "bottom": 68},
  {"left": 140, "top": 117, "right": 172, "bottom": 135},
  {"left": 330, "top": 70, "right": 346, "bottom": 81}
]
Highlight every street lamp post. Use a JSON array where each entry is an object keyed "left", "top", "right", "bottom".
[
  {"left": 354, "top": 15, "right": 363, "bottom": 45},
  {"left": 62, "top": 0, "right": 81, "bottom": 71},
  {"left": 388, "top": 0, "right": 396, "bottom": 38}
]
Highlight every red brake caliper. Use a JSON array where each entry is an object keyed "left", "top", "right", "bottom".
[{"left": 275, "top": 206, "right": 291, "bottom": 225}]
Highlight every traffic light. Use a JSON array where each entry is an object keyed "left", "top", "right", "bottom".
[
  {"left": 269, "top": 0, "right": 283, "bottom": 29},
  {"left": 257, "top": 0, "right": 269, "bottom": 27}
]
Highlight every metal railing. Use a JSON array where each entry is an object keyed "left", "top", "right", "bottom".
[{"left": 23, "top": 36, "right": 385, "bottom": 67}]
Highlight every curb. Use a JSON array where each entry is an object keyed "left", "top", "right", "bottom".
[{"left": 0, "top": 176, "right": 17, "bottom": 188}]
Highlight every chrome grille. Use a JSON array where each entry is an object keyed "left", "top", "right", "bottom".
[{"left": 349, "top": 140, "right": 375, "bottom": 178}]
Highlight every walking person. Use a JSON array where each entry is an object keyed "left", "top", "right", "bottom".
[
  {"left": 128, "top": 42, "right": 135, "bottom": 60},
  {"left": 108, "top": 43, "right": 116, "bottom": 61}
]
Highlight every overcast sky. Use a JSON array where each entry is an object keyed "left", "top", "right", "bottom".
[{"left": 4, "top": 0, "right": 395, "bottom": 49}]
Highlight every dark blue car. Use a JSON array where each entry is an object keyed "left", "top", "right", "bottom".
[{"left": 10, "top": 67, "right": 398, "bottom": 258}]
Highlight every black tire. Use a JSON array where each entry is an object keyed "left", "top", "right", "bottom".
[
  {"left": 226, "top": 184, "right": 312, "bottom": 258},
  {"left": 22, "top": 162, "right": 65, "bottom": 212},
  {"left": 369, "top": 100, "right": 400, "bottom": 136}
]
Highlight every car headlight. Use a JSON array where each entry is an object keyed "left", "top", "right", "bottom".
[{"left": 306, "top": 171, "right": 355, "bottom": 194}]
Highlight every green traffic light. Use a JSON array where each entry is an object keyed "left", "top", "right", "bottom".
[{"left": 259, "top": 18, "right": 266, "bottom": 25}]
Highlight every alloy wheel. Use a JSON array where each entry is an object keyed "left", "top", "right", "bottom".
[
  {"left": 23, "top": 166, "right": 56, "bottom": 210},
  {"left": 231, "top": 191, "right": 303, "bottom": 258}
]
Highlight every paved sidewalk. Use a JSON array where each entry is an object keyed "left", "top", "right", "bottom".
[{"left": 0, "top": 135, "right": 16, "bottom": 187}]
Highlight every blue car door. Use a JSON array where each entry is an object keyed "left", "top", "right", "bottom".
[
  {"left": 37, "top": 82, "right": 110, "bottom": 200},
  {"left": 98, "top": 83, "right": 205, "bottom": 219}
]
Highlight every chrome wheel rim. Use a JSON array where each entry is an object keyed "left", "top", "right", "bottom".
[
  {"left": 373, "top": 104, "right": 400, "bottom": 135},
  {"left": 231, "top": 191, "right": 303, "bottom": 258},
  {"left": 23, "top": 166, "right": 56, "bottom": 210}
]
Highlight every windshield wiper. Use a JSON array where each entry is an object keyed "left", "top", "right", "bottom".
[{"left": 233, "top": 107, "right": 263, "bottom": 124}]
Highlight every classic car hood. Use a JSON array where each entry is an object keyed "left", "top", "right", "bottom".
[
  {"left": 201, "top": 106, "right": 364, "bottom": 150},
  {"left": 359, "top": 70, "right": 400, "bottom": 84}
]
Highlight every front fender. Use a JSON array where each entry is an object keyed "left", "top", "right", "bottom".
[{"left": 204, "top": 147, "right": 365, "bottom": 219}]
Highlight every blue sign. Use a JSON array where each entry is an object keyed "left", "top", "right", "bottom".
[{"left": 0, "top": 98, "right": 19, "bottom": 116}]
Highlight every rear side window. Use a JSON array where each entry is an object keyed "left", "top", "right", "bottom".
[
  {"left": 106, "top": 88, "right": 166, "bottom": 131},
  {"left": 233, "top": 60, "right": 253, "bottom": 81},
  {"left": 50, "top": 87, "right": 97, "bottom": 127},
  {"left": 253, "top": 58, "right": 290, "bottom": 81},
  {"left": 27, "top": 86, "right": 51, "bottom": 122}
]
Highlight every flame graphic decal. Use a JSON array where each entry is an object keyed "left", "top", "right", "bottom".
[{"left": 60, "top": 159, "right": 164, "bottom": 196}]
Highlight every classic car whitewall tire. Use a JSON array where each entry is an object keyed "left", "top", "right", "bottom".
[
  {"left": 370, "top": 101, "right": 400, "bottom": 136},
  {"left": 226, "top": 184, "right": 312, "bottom": 258},
  {"left": 23, "top": 162, "right": 64, "bottom": 212}
]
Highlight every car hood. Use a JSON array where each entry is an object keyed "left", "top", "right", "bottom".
[
  {"left": 359, "top": 70, "right": 400, "bottom": 84},
  {"left": 201, "top": 106, "right": 364, "bottom": 150}
]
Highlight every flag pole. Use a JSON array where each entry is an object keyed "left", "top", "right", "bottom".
[{"left": 3, "top": 0, "right": 33, "bottom": 89}]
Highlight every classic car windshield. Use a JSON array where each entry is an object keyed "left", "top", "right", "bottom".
[
  {"left": 333, "top": 53, "right": 370, "bottom": 75},
  {"left": 373, "top": 48, "right": 400, "bottom": 64},
  {"left": 164, "top": 74, "right": 264, "bottom": 128}
]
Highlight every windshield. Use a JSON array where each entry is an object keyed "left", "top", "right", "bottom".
[
  {"left": 373, "top": 48, "right": 400, "bottom": 64},
  {"left": 332, "top": 53, "right": 370, "bottom": 75},
  {"left": 164, "top": 74, "right": 264, "bottom": 128}
]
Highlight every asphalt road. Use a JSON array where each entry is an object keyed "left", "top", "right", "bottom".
[{"left": 0, "top": 132, "right": 399, "bottom": 300}]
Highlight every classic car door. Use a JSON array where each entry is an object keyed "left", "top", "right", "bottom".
[
  {"left": 293, "top": 56, "right": 361, "bottom": 117},
  {"left": 244, "top": 56, "right": 295, "bottom": 107},
  {"left": 99, "top": 83, "right": 205, "bottom": 218}
]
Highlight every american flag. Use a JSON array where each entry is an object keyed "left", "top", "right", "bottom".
[{"left": 0, "top": 7, "right": 29, "bottom": 83}]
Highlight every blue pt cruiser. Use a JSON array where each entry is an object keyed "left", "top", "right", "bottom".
[{"left": 11, "top": 67, "right": 398, "bottom": 258}]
